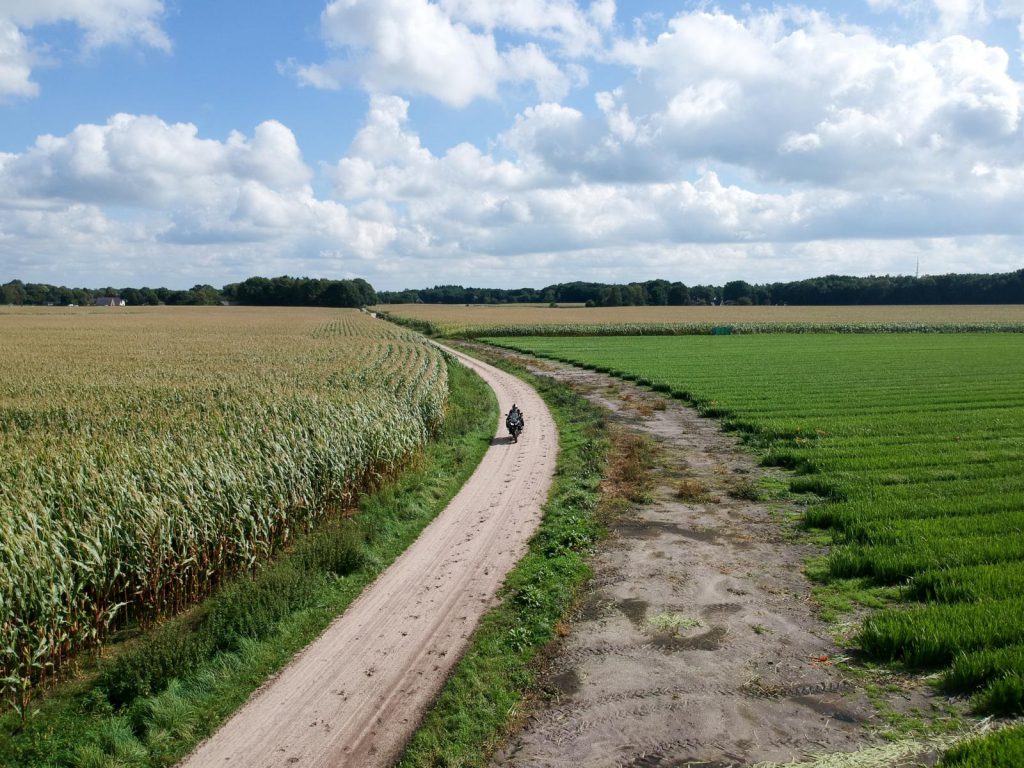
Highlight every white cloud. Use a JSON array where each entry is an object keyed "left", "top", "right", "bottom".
[
  {"left": 438, "top": 0, "right": 610, "bottom": 56},
  {"left": 3, "top": 114, "right": 311, "bottom": 207},
  {"left": 0, "top": 19, "right": 36, "bottom": 98},
  {"left": 330, "top": 94, "right": 526, "bottom": 198},
  {"left": 323, "top": 95, "right": 1011, "bottom": 262},
  {"left": 573, "top": 10, "right": 1024, "bottom": 191},
  {"left": 0, "top": 113, "right": 403, "bottom": 283},
  {"left": 4, "top": 0, "right": 169, "bottom": 51},
  {"left": 0, "top": 0, "right": 168, "bottom": 99},
  {"left": 286, "top": 0, "right": 593, "bottom": 106},
  {"left": 317, "top": 89, "right": 1024, "bottom": 280}
]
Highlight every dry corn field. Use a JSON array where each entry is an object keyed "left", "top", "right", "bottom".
[
  {"left": 0, "top": 306, "right": 448, "bottom": 715},
  {"left": 375, "top": 303, "right": 1024, "bottom": 337}
]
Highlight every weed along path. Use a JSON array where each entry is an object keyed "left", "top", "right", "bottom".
[{"left": 179, "top": 346, "right": 557, "bottom": 768}]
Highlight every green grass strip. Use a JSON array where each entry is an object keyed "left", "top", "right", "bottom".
[
  {"left": 398, "top": 348, "right": 610, "bottom": 768},
  {"left": 945, "top": 646, "right": 1024, "bottom": 699},
  {"left": 858, "top": 599, "right": 1024, "bottom": 669},
  {"left": 911, "top": 562, "right": 1024, "bottom": 603},
  {"left": 940, "top": 724, "right": 1024, "bottom": 767},
  {"left": 0, "top": 360, "right": 496, "bottom": 768}
]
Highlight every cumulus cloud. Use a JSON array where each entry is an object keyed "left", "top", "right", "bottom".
[
  {"left": 0, "top": 0, "right": 168, "bottom": 99},
  {"left": 330, "top": 94, "right": 525, "bottom": 198},
  {"left": 323, "top": 93, "right": 1024, "bottom": 265},
  {"left": 314, "top": 79, "right": 1024, "bottom": 286},
  {"left": 289, "top": 3, "right": 1024, "bottom": 279},
  {"left": 2, "top": 114, "right": 311, "bottom": 208},
  {"left": 552, "top": 9, "right": 1024, "bottom": 191},
  {"left": 284, "top": 0, "right": 607, "bottom": 106},
  {"left": 437, "top": 0, "right": 612, "bottom": 55},
  {"left": 0, "top": 113, "right": 402, "bottom": 286},
  {"left": 0, "top": 19, "right": 36, "bottom": 98}
]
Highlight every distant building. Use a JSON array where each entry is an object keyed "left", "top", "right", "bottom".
[{"left": 94, "top": 297, "right": 126, "bottom": 307}]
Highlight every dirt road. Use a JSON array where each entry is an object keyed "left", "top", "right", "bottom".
[{"left": 180, "top": 346, "right": 557, "bottom": 768}]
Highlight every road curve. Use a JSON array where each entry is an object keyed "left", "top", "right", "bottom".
[{"left": 180, "top": 345, "right": 557, "bottom": 768}]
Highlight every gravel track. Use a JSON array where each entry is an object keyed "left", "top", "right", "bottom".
[{"left": 179, "top": 346, "right": 557, "bottom": 768}]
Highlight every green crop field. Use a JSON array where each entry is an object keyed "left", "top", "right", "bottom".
[
  {"left": 487, "top": 334, "right": 1024, "bottom": 718},
  {"left": 0, "top": 307, "right": 448, "bottom": 716}
]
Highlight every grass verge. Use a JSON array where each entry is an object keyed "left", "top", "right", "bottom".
[
  {"left": 397, "top": 345, "right": 613, "bottom": 768},
  {"left": 0, "top": 359, "right": 495, "bottom": 768}
]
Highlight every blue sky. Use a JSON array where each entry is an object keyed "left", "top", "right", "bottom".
[{"left": 2, "top": 1, "right": 1024, "bottom": 290}]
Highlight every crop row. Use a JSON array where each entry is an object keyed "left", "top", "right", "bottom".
[
  {"left": 391, "top": 316, "right": 1024, "bottom": 338},
  {"left": 0, "top": 308, "right": 448, "bottom": 715}
]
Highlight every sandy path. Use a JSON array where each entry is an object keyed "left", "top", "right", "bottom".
[{"left": 180, "top": 346, "right": 557, "bottom": 768}]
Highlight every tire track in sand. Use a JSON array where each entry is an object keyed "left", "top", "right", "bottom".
[{"left": 180, "top": 345, "right": 557, "bottom": 768}]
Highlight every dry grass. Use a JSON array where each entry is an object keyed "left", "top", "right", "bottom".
[
  {"left": 728, "top": 478, "right": 762, "bottom": 501},
  {"left": 646, "top": 612, "right": 703, "bottom": 635},
  {"left": 620, "top": 392, "right": 665, "bottom": 417},
  {"left": 752, "top": 722, "right": 995, "bottom": 768},
  {"left": 600, "top": 429, "right": 658, "bottom": 514},
  {"left": 676, "top": 478, "right": 713, "bottom": 502}
]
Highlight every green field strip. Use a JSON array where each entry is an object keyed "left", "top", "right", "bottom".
[
  {"left": 807, "top": 443, "right": 1023, "bottom": 466},
  {"left": 486, "top": 332, "right": 1024, "bottom": 719},
  {"left": 855, "top": 510, "right": 1024, "bottom": 546},
  {"left": 811, "top": 496, "right": 1024, "bottom": 531},
  {"left": 830, "top": 534, "right": 1024, "bottom": 582},
  {"left": 912, "top": 563, "right": 1024, "bottom": 603},
  {"left": 828, "top": 475, "right": 1024, "bottom": 502},
  {"left": 860, "top": 599, "right": 1024, "bottom": 668},
  {"left": 939, "top": 723, "right": 1024, "bottom": 766},
  {"left": 945, "top": 646, "right": 1024, "bottom": 693}
]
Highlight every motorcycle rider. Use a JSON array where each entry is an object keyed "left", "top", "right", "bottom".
[{"left": 506, "top": 403, "right": 524, "bottom": 433}]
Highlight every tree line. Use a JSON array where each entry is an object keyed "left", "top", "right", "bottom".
[
  {"left": 378, "top": 270, "right": 1024, "bottom": 306},
  {"left": 4, "top": 269, "right": 1021, "bottom": 308},
  {"left": 0, "top": 276, "right": 378, "bottom": 308}
]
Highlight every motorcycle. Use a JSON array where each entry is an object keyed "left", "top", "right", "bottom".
[{"left": 506, "top": 411, "right": 524, "bottom": 443}]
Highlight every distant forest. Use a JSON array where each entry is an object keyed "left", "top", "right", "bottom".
[
  {"left": 2, "top": 269, "right": 1022, "bottom": 307},
  {"left": 378, "top": 270, "right": 1024, "bottom": 306}
]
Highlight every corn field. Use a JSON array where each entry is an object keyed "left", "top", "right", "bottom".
[
  {"left": 0, "top": 306, "right": 448, "bottom": 714},
  {"left": 374, "top": 302, "right": 1024, "bottom": 338}
]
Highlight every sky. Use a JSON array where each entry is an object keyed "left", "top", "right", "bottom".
[{"left": 1, "top": 1, "right": 1024, "bottom": 290}]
